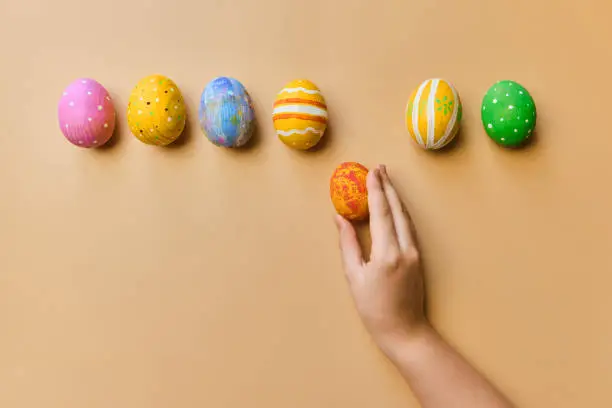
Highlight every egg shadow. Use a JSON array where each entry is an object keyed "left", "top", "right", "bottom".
[
  {"left": 308, "top": 95, "right": 336, "bottom": 154},
  {"left": 424, "top": 124, "right": 467, "bottom": 158},
  {"left": 500, "top": 129, "right": 539, "bottom": 152},
  {"left": 165, "top": 92, "right": 198, "bottom": 150},
  {"left": 308, "top": 122, "right": 334, "bottom": 154},
  {"left": 222, "top": 118, "right": 262, "bottom": 154},
  {"left": 283, "top": 122, "right": 334, "bottom": 159},
  {"left": 94, "top": 113, "right": 123, "bottom": 151},
  {"left": 93, "top": 90, "right": 126, "bottom": 152},
  {"left": 165, "top": 115, "right": 194, "bottom": 149}
]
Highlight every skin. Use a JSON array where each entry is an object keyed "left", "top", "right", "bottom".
[{"left": 334, "top": 165, "right": 513, "bottom": 408}]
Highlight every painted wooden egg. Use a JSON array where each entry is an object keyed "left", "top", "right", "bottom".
[
  {"left": 330, "top": 162, "right": 369, "bottom": 221},
  {"left": 273, "top": 79, "right": 328, "bottom": 150},
  {"left": 405, "top": 78, "right": 462, "bottom": 150},
  {"left": 481, "top": 80, "right": 536, "bottom": 147},
  {"left": 58, "top": 78, "right": 115, "bottom": 147},
  {"left": 199, "top": 77, "right": 255, "bottom": 147},
  {"left": 127, "top": 74, "right": 186, "bottom": 146}
]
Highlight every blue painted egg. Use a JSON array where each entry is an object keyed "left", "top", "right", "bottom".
[{"left": 199, "top": 77, "right": 255, "bottom": 147}]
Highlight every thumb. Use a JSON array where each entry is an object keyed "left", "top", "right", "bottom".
[{"left": 334, "top": 214, "right": 364, "bottom": 275}]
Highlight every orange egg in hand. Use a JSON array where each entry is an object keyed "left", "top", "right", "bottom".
[{"left": 330, "top": 162, "right": 369, "bottom": 221}]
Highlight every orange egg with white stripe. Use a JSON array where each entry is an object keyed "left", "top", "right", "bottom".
[
  {"left": 405, "top": 79, "right": 462, "bottom": 150},
  {"left": 273, "top": 79, "right": 328, "bottom": 150}
]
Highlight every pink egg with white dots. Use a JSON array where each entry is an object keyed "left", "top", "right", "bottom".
[{"left": 58, "top": 78, "right": 115, "bottom": 147}]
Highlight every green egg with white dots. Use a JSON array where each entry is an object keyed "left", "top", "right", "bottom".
[{"left": 481, "top": 80, "right": 536, "bottom": 147}]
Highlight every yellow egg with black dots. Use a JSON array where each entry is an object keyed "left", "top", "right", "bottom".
[{"left": 127, "top": 74, "right": 187, "bottom": 146}]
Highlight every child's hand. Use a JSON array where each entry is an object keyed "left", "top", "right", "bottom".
[{"left": 334, "top": 165, "right": 428, "bottom": 349}]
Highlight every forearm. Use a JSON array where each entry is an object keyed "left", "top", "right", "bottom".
[{"left": 379, "top": 325, "right": 512, "bottom": 408}]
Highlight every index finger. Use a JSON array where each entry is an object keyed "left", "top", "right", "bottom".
[{"left": 368, "top": 167, "right": 399, "bottom": 259}]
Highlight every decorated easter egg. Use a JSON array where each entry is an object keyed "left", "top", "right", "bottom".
[
  {"left": 330, "top": 162, "right": 369, "bottom": 221},
  {"left": 405, "top": 78, "right": 462, "bottom": 150},
  {"left": 58, "top": 78, "right": 115, "bottom": 147},
  {"left": 481, "top": 80, "right": 536, "bottom": 147},
  {"left": 199, "top": 77, "right": 255, "bottom": 147},
  {"left": 273, "top": 79, "right": 328, "bottom": 150},
  {"left": 127, "top": 74, "right": 186, "bottom": 146}
]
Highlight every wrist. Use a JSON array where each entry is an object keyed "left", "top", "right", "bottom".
[{"left": 374, "top": 322, "right": 437, "bottom": 362}]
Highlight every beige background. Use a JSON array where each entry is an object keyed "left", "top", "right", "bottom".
[{"left": 1, "top": 0, "right": 611, "bottom": 406}]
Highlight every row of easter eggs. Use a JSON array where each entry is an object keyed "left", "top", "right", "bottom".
[
  {"left": 58, "top": 76, "right": 537, "bottom": 151},
  {"left": 58, "top": 75, "right": 327, "bottom": 150}
]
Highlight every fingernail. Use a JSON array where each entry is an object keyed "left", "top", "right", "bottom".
[
  {"left": 380, "top": 165, "right": 387, "bottom": 177},
  {"left": 367, "top": 168, "right": 381, "bottom": 188}
]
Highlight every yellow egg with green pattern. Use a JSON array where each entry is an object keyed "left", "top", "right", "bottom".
[
  {"left": 405, "top": 79, "right": 462, "bottom": 150},
  {"left": 127, "top": 74, "right": 187, "bottom": 146}
]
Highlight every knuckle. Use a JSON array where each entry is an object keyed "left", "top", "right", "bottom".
[
  {"left": 381, "top": 204, "right": 392, "bottom": 217},
  {"left": 403, "top": 249, "right": 420, "bottom": 264},
  {"left": 382, "top": 251, "right": 402, "bottom": 268}
]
